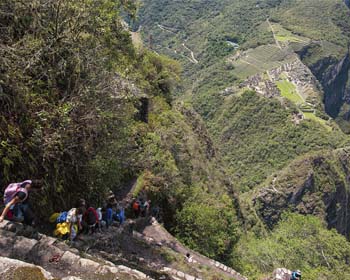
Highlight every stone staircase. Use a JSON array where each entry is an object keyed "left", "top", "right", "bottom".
[
  {"left": 0, "top": 220, "right": 221, "bottom": 280},
  {"left": 0, "top": 221, "right": 154, "bottom": 279}
]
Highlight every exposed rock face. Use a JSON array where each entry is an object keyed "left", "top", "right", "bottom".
[
  {"left": 268, "top": 268, "right": 292, "bottom": 280},
  {"left": 253, "top": 148, "right": 350, "bottom": 237},
  {"left": 309, "top": 53, "right": 350, "bottom": 119}
]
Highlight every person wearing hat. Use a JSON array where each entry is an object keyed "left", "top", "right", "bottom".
[
  {"left": 291, "top": 270, "right": 301, "bottom": 280},
  {"left": 0, "top": 180, "right": 33, "bottom": 223}
]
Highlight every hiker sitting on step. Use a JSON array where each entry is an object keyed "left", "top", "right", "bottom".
[
  {"left": 83, "top": 206, "right": 99, "bottom": 234},
  {"left": 0, "top": 180, "right": 38, "bottom": 224}
]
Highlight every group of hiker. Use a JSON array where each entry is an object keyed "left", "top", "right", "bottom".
[
  {"left": 0, "top": 179, "right": 302, "bottom": 280},
  {"left": 0, "top": 179, "right": 156, "bottom": 242},
  {"left": 51, "top": 196, "right": 126, "bottom": 241},
  {"left": 132, "top": 197, "right": 151, "bottom": 217}
]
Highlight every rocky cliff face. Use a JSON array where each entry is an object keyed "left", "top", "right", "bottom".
[
  {"left": 252, "top": 148, "right": 350, "bottom": 237},
  {"left": 307, "top": 52, "right": 350, "bottom": 122}
]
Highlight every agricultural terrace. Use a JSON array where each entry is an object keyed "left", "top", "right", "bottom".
[
  {"left": 231, "top": 44, "right": 296, "bottom": 79},
  {"left": 271, "top": 23, "right": 310, "bottom": 45}
]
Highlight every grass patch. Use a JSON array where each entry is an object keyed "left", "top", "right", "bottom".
[
  {"left": 272, "top": 23, "right": 310, "bottom": 44},
  {"left": 304, "top": 112, "right": 332, "bottom": 131},
  {"left": 276, "top": 80, "right": 304, "bottom": 104}
]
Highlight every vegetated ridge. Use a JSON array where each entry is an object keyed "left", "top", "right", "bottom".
[{"left": 137, "top": 0, "right": 350, "bottom": 279}]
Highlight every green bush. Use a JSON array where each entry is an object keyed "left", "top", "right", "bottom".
[
  {"left": 175, "top": 187, "right": 239, "bottom": 263},
  {"left": 236, "top": 213, "right": 350, "bottom": 280}
]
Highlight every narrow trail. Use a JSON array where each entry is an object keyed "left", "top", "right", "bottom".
[
  {"left": 116, "top": 178, "right": 138, "bottom": 204},
  {"left": 267, "top": 18, "right": 282, "bottom": 50},
  {"left": 157, "top": 24, "right": 177, "bottom": 34},
  {"left": 156, "top": 23, "right": 199, "bottom": 64},
  {"left": 182, "top": 43, "right": 199, "bottom": 64}
]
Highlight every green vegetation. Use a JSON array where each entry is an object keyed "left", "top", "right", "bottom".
[
  {"left": 236, "top": 213, "right": 350, "bottom": 280},
  {"left": 209, "top": 91, "right": 348, "bottom": 191},
  {"left": 248, "top": 148, "right": 350, "bottom": 231},
  {"left": 276, "top": 80, "right": 303, "bottom": 104},
  {"left": 271, "top": 23, "right": 309, "bottom": 44},
  {"left": 0, "top": 0, "right": 141, "bottom": 207},
  {"left": 2, "top": 0, "right": 350, "bottom": 278},
  {"left": 271, "top": 0, "right": 350, "bottom": 50},
  {"left": 0, "top": 0, "right": 241, "bottom": 266},
  {"left": 303, "top": 112, "right": 330, "bottom": 129},
  {"left": 175, "top": 188, "right": 238, "bottom": 262},
  {"left": 137, "top": 1, "right": 350, "bottom": 278}
]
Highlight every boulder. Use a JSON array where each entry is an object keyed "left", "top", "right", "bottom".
[
  {"left": 271, "top": 268, "right": 292, "bottom": 280},
  {"left": 0, "top": 256, "right": 54, "bottom": 280}
]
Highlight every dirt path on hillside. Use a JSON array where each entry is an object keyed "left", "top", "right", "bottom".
[
  {"left": 267, "top": 18, "right": 282, "bottom": 49},
  {"left": 182, "top": 43, "right": 199, "bottom": 64},
  {"left": 116, "top": 178, "right": 138, "bottom": 205},
  {"left": 157, "top": 24, "right": 199, "bottom": 64}
]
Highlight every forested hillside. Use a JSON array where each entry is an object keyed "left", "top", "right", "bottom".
[
  {"left": 0, "top": 0, "right": 240, "bottom": 266},
  {"left": 2, "top": 0, "right": 350, "bottom": 279},
  {"left": 137, "top": 0, "right": 350, "bottom": 279},
  {"left": 138, "top": 0, "right": 350, "bottom": 192}
]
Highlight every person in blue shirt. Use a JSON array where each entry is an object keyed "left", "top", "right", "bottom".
[
  {"left": 291, "top": 270, "right": 301, "bottom": 280},
  {"left": 102, "top": 204, "right": 114, "bottom": 228}
]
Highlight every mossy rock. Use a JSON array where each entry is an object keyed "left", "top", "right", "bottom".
[{"left": 4, "top": 267, "right": 50, "bottom": 280}]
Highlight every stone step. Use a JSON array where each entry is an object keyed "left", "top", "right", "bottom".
[{"left": 0, "top": 221, "right": 154, "bottom": 280}]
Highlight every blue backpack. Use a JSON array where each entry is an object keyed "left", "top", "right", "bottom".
[{"left": 56, "top": 211, "right": 68, "bottom": 223}]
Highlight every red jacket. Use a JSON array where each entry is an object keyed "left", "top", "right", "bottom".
[{"left": 83, "top": 207, "right": 99, "bottom": 224}]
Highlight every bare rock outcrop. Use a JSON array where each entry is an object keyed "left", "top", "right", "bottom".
[
  {"left": 267, "top": 268, "right": 292, "bottom": 280},
  {"left": 253, "top": 148, "right": 350, "bottom": 237}
]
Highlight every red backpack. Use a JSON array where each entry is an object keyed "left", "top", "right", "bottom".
[
  {"left": 133, "top": 201, "right": 140, "bottom": 211},
  {"left": 3, "top": 182, "right": 29, "bottom": 205}
]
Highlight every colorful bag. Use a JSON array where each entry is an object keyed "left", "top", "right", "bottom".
[
  {"left": 53, "top": 222, "right": 70, "bottom": 237},
  {"left": 49, "top": 213, "right": 60, "bottom": 223},
  {"left": 56, "top": 211, "right": 68, "bottom": 223}
]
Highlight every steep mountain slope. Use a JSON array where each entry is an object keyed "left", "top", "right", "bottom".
[
  {"left": 137, "top": 1, "right": 350, "bottom": 278},
  {"left": 248, "top": 147, "right": 350, "bottom": 235},
  {"left": 138, "top": 0, "right": 350, "bottom": 191},
  {"left": 236, "top": 213, "right": 350, "bottom": 279},
  {"left": 209, "top": 91, "right": 348, "bottom": 191},
  {"left": 2, "top": 1, "right": 350, "bottom": 279},
  {"left": 0, "top": 0, "right": 243, "bottom": 276}
]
